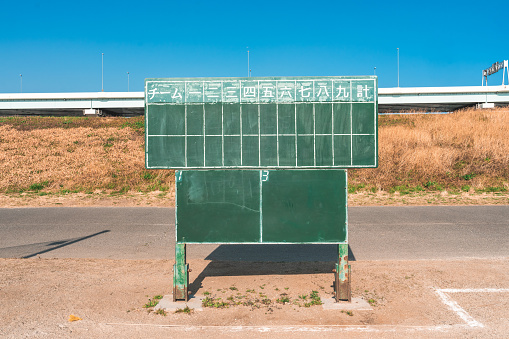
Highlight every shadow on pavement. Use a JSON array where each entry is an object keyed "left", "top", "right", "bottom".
[{"left": 0, "top": 230, "right": 110, "bottom": 258}]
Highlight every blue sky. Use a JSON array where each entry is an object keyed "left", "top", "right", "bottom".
[{"left": 1, "top": 0, "right": 508, "bottom": 93}]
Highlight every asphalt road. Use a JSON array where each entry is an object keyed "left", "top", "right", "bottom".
[{"left": 0, "top": 206, "right": 507, "bottom": 261}]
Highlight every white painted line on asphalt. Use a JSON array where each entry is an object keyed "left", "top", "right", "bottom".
[{"left": 434, "top": 287, "right": 509, "bottom": 328}]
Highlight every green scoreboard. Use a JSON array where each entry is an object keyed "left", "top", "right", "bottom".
[{"left": 145, "top": 76, "right": 377, "bottom": 169}]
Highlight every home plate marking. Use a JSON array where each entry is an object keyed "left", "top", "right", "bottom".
[{"left": 434, "top": 288, "right": 509, "bottom": 328}]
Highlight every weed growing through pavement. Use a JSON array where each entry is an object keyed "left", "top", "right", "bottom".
[
  {"left": 200, "top": 288, "right": 322, "bottom": 311},
  {"left": 359, "top": 289, "right": 384, "bottom": 306},
  {"left": 143, "top": 295, "right": 163, "bottom": 309},
  {"left": 291, "top": 290, "right": 322, "bottom": 307},
  {"left": 202, "top": 296, "right": 230, "bottom": 308},
  {"left": 155, "top": 308, "right": 167, "bottom": 316},
  {"left": 143, "top": 299, "right": 158, "bottom": 308},
  {"left": 174, "top": 306, "right": 193, "bottom": 314},
  {"left": 276, "top": 293, "right": 291, "bottom": 305},
  {"left": 307, "top": 290, "right": 323, "bottom": 306}
]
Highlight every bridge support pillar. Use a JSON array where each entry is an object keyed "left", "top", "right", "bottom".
[
  {"left": 476, "top": 103, "right": 495, "bottom": 109},
  {"left": 83, "top": 109, "right": 101, "bottom": 116}
]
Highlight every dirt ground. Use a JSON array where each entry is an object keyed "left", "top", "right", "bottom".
[
  {"left": 0, "top": 191, "right": 508, "bottom": 208},
  {"left": 1, "top": 257, "right": 509, "bottom": 338},
  {"left": 1, "top": 195, "right": 509, "bottom": 338}
]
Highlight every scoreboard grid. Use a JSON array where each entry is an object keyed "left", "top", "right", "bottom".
[{"left": 145, "top": 76, "right": 377, "bottom": 169}]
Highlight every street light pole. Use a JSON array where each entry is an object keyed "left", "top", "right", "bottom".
[
  {"left": 101, "top": 53, "right": 104, "bottom": 92},
  {"left": 127, "top": 72, "right": 130, "bottom": 92},
  {"left": 20, "top": 74, "right": 22, "bottom": 93},
  {"left": 397, "top": 48, "right": 400, "bottom": 87},
  {"left": 247, "top": 47, "right": 250, "bottom": 77},
  {"left": 374, "top": 67, "right": 376, "bottom": 75}
]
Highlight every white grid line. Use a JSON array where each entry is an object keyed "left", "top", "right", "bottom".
[
  {"left": 331, "top": 97, "right": 335, "bottom": 165},
  {"left": 276, "top": 103, "right": 279, "bottom": 166},
  {"left": 240, "top": 104, "right": 243, "bottom": 166},
  {"left": 350, "top": 82, "right": 353, "bottom": 167},
  {"left": 184, "top": 105, "right": 187, "bottom": 167},
  {"left": 202, "top": 104, "right": 206, "bottom": 166},
  {"left": 148, "top": 134, "right": 373, "bottom": 137},
  {"left": 259, "top": 170, "right": 263, "bottom": 242},
  {"left": 148, "top": 165, "right": 380, "bottom": 169},
  {"left": 148, "top": 101, "right": 376, "bottom": 106},
  {"left": 258, "top": 104, "right": 261, "bottom": 166},
  {"left": 221, "top": 104, "right": 224, "bottom": 166},
  {"left": 313, "top": 103, "right": 316, "bottom": 166},
  {"left": 294, "top": 104, "right": 298, "bottom": 167}
]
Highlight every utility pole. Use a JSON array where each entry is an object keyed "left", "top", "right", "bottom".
[
  {"left": 247, "top": 47, "right": 250, "bottom": 77},
  {"left": 101, "top": 53, "right": 104, "bottom": 92},
  {"left": 397, "top": 48, "right": 400, "bottom": 87}
]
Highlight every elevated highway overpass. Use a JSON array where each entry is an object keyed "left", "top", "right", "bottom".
[
  {"left": 0, "top": 85, "right": 508, "bottom": 116},
  {"left": 378, "top": 86, "right": 509, "bottom": 112},
  {"left": 0, "top": 92, "right": 143, "bottom": 117}
]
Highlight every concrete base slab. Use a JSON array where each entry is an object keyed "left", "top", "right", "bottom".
[
  {"left": 155, "top": 294, "right": 204, "bottom": 312},
  {"left": 155, "top": 295, "right": 370, "bottom": 312},
  {"left": 322, "top": 297, "right": 372, "bottom": 311}
]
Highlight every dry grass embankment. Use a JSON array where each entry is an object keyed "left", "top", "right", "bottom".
[
  {"left": 349, "top": 107, "right": 509, "bottom": 194},
  {"left": 0, "top": 107, "right": 508, "bottom": 205},
  {"left": 0, "top": 116, "right": 173, "bottom": 195}
]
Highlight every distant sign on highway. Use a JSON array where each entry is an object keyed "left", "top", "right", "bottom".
[{"left": 483, "top": 61, "right": 506, "bottom": 77}]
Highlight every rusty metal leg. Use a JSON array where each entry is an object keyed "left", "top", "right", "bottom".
[
  {"left": 334, "top": 243, "right": 351, "bottom": 302},
  {"left": 173, "top": 243, "right": 189, "bottom": 302}
]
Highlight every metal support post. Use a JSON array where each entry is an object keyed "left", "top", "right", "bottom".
[
  {"left": 334, "top": 243, "right": 351, "bottom": 302},
  {"left": 173, "top": 243, "right": 189, "bottom": 302}
]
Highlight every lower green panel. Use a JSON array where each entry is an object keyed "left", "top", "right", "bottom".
[{"left": 176, "top": 170, "right": 347, "bottom": 243}]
